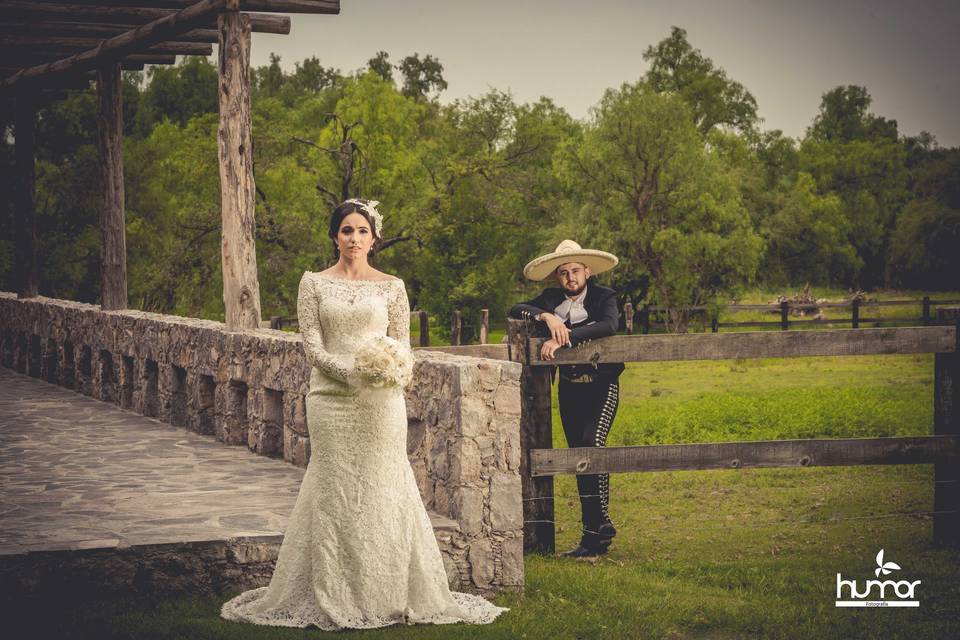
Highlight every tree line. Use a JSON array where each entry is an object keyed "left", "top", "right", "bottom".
[{"left": 1, "top": 27, "right": 957, "bottom": 336}]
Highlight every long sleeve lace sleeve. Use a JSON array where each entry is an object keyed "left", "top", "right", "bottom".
[
  {"left": 297, "top": 272, "right": 353, "bottom": 382},
  {"left": 386, "top": 280, "right": 411, "bottom": 348}
]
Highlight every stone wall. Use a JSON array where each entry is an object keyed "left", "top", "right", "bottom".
[{"left": 0, "top": 293, "right": 524, "bottom": 595}]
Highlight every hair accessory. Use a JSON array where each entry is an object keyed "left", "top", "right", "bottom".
[{"left": 344, "top": 198, "right": 383, "bottom": 238}]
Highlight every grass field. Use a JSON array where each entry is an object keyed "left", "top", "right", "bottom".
[{"left": 10, "top": 287, "right": 960, "bottom": 639}]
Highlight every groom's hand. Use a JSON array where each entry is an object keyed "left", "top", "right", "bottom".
[
  {"left": 540, "top": 338, "right": 563, "bottom": 360},
  {"left": 541, "top": 314, "right": 570, "bottom": 347}
]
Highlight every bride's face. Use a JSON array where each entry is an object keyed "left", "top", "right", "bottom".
[{"left": 336, "top": 212, "right": 375, "bottom": 260}]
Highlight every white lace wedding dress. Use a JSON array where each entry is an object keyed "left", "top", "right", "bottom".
[{"left": 220, "top": 271, "right": 509, "bottom": 630}]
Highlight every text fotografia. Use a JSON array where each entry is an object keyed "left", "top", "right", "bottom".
[{"left": 835, "top": 549, "right": 920, "bottom": 608}]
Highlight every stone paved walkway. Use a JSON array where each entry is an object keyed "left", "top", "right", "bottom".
[{"left": 0, "top": 366, "right": 306, "bottom": 555}]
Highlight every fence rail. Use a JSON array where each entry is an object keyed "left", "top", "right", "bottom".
[
  {"left": 530, "top": 435, "right": 959, "bottom": 476},
  {"left": 268, "top": 298, "right": 960, "bottom": 345},
  {"left": 506, "top": 307, "right": 960, "bottom": 555}
]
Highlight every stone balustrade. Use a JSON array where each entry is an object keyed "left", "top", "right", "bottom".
[{"left": 0, "top": 292, "right": 523, "bottom": 595}]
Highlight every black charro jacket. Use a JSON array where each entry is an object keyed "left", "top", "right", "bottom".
[{"left": 508, "top": 280, "right": 626, "bottom": 379}]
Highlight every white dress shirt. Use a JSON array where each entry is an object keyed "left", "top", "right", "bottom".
[{"left": 553, "top": 288, "right": 588, "bottom": 325}]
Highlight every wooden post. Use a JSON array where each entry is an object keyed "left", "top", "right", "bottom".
[
  {"left": 479, "top": 308, "right": 489, "bottom": 345},
  {"left": 419, "top": 310, "right": 429, "bottom": 347},
  {"left": 852, "top": 298, "right": 860, "bottom": 329},
  {"left": 217, "top": 6, "right": 262, "bottom": 331},
  {"left": 451, "top": 310, "right": 461, "bottom": 346},
  {"left": 780, "top": 301, "right": 789, "bottom": 331},
  {"left": 507, "top": 318, "right": 555, "bottom": 554},
  {"left": 923, "top": 296, "right": 931, "bottom": 326},
  {"left": 624, "top": 302, "right": 633, "bottom": 334},
  {"left": 13, "top": 90, "right": 39, "bottom": 298},
  {"left": 96, "top": 61, "right": 128, "bottom": 310},
  {"left": 934, "top": 307, "right": 960, "bottom": 547}
]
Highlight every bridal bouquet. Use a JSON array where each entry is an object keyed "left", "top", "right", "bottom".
[{"left": 351, "top": 334, "right": 414, "bottom": 389}]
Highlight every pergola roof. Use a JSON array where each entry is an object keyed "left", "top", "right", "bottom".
[{"left": 0, "top": 0, "right": 339, "bottom": 92}]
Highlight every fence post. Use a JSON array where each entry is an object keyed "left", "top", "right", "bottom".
[
  {"left": 641, "top": 303, "right": 650, "bottom": 335},
  {"left": 934, "top": 307, "right": 960, "bottom": 547},
  {"left": 419, "top": 311, "right": 429, "bottom": 347},
  {"left": 780, "top": 301, "right": 789, "bottom": 331},
  {"left": 852, "top": 299, "right": 860, "bottom": 329},
  {"left": 451, "top": 310, "right": 461, "bottom": 346},
  {"left": 480, "top": 308, "right": 489, "bottom": 345},
  {"left": 624, "top": 302, "right": 633, "bottom": 334},
  {"left": 923, "top": 296, "right": 931, "bottom": 326},
  {"left": 507, "top": 318, "right": 555, "bottom": 554}
]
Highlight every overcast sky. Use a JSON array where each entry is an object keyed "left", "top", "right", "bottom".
[{"left": 244, "top": 0, "right": 960, "bottom": 146}]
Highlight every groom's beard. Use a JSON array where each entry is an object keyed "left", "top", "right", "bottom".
[{"left": 563, "top": 282, "right": 587, "bottom": 298}]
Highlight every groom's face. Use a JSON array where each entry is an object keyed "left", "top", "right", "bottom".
[{"left": 554, "top": 262, "right": 590, "bottom": 297}]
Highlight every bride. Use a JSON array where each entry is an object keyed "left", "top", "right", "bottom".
[{"left": 220, "top": 199, "right": 509, "bottom": 630}]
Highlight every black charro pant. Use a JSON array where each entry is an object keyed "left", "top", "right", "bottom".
[{"left": 557, "top": 373, "right": 620, "bottom": 539}]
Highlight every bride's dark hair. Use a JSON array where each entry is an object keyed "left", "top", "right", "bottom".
[{"left": 329, "top": 199, "right": 380, "bottom": 260}]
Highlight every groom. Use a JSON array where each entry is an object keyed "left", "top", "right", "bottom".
[{"left": 509, "top": 240, "right": 624, "bottom": 558}]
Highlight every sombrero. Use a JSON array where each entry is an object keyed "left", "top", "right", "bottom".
[{"left": 522, "top": 239, "right": 619, "bottom": 281}]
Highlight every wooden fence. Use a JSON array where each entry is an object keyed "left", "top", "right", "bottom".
[
  {"left": 506, "top": 308, "right": 960, "bottom": 554},
  {"left": 627, "top": 297, "right": 960, "bottom": 334},
  {"left": 270, "top": 298, "right": 960, "bottom": 345}
]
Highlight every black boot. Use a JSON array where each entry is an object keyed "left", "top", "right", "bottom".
[
  {"left": 596, "top": 520, "right": 617, "bottom": 548},
  {"left": 560, "top": 521, "right": 616, "bottom": 558}
]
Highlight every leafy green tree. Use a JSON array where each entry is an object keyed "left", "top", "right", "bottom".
[
  {"left": 888, "top": 143, "right": 960, "bottom": 289},
  {"left": 367, "top": 51, "right": 393, "bottom": 83},
  {"left": 808, "top": 85, "right": 898, "bottom": 143},
  {"left": 800, "top": 85, "right": 908, "bottom": 288},
  {"left": 556, "top": 82, "right": 763, "bottom": 332},
  {"left": 288, "top": 56, "right": 341, "bottom": 94},
  {"left": 396, "top": 53, "right": 447, "bottom": 101},
  {"left": 252, "top": 52, "right": 285, "bottom": 97},
  {"left": 133, "top": 57, "right": 218, "bottom": 135},
  {"left": 643, "top": 26, "right": 758, "bottom": 135}
]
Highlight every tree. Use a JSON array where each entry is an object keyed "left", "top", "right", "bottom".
[
  {"left": 800, "top": 85, "right": 908, "bottom": 288},
  {"left": 808, "top": 85, "right": 897, "bottom": 143},
  {"left": 367, "top": 51, "right": 393, "bottom": 83},
  {"left": 289, "top": 56, "right": 341, "bottom": 94},
  {"left": 133, "top": 56, "right": 218, "bottom": 135},
  {"left": 252, "top": 52, "right": 285, "bottom": 97},
  {"left": 888, "top": 144, "right": 960, "bottom": 290},
  {"left": 556, "top": 83, "right": 763, "bottom": 332},
  {"left": 396, "top": 53, "right": 447, "bottom": 101},
  {"left": 643, "top": 26, "right": 759, "bottom": 135}
]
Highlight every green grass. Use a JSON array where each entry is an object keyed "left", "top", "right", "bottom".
[{"left": 7, "top": 344, "right": 959, "bottom": 638}]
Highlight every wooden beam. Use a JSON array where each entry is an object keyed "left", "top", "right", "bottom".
[
  {"left": 0, "top": 3, "right": 292, "bottom": 32},
  {"left": 2, "top": 35, "right": 213, "bottom": 56},
  {"left": 509, "top": 319, "right": 555, "bottom": 554},
  {"left": 934, "top": 308, "right": 960, "bottom": 547},
  {"left": 96, "top": 61, "right": 128, "bottom": 311},
  {"left": 217, "top": 8, "right": 262, "bottom": 331},
  {"left": 21, "top": 0, "right": 339, "bottom": 14},
  {"left": 1, "top": 50, "right": 176, "bottom": 71},
  {"left": 0, "top": 11, "right": 290, "bottom": 35},
  {"left": 13, "top": 91, "right": 39, "bottom": 298},
  {"left": 0, "top": 21, "right": 222, "bottom": 42},
  {"left": 0, "top": 0, "right": 227, "bottom": 90},
  {"left": 510, "top": 325, "right": 958, "bottom": 366},
  {"left": 530, "top": 436, "right": 960, "bottom": 477}
]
